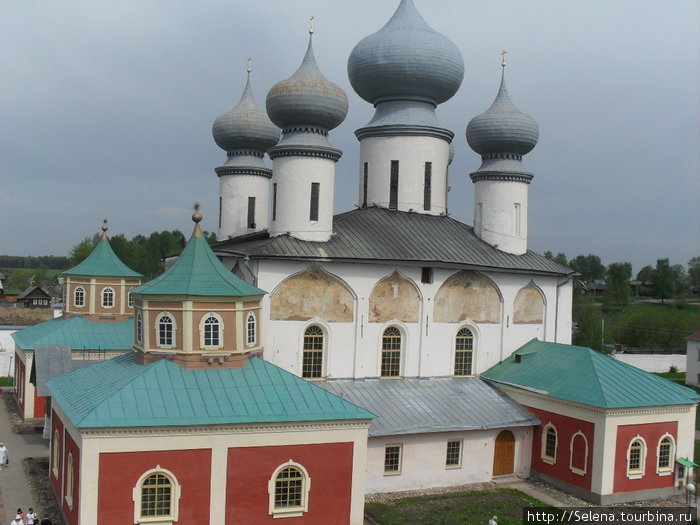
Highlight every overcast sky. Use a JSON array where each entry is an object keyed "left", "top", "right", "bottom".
[{"left": 1, "top": 0, "right": 698, "bottom": 274}]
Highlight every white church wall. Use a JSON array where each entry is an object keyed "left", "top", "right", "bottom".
[
  {"left": 218, "top": 174, "right": 270, "bottom": 240},
  {"left": 473, "top": 179, "right": 529, "bottom": 255}
]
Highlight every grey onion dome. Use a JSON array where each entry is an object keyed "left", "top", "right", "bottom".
[
  {"left": 466, "top": 72, "right": 539, "bottom": 156},
  {"left": 212, "top": 74, "right": 280, "bottom": 153},
  {"left": 266, "top": 36, "right": 348, "bottom": 131},
  {"left": 347, "top": 0, "right": 464, "bottom": 106}
]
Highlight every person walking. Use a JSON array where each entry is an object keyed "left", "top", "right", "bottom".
[
  {"left": 25, "top": 508, "right": 37, "bottom": 525},
  {"left": 0, "top": 443, "right": 8, "bottom": 470},
  {"left": 8, "top": 515, "right": 22, "bottom": 525}
]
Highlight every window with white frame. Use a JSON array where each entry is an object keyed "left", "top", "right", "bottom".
[
  {"left": 380, "top": 327, "right": 402, "bottom": 378},
  {"left": 201, "top": 313, "right": 222, "bottom": 348},
  {"left": 541, "top": 424, "right": 557, "bottom": 464},
  {"left": 627, "top": 437, "right": 646, "bottom": 479},
  {"left": 302, "top": 325, "right": 324, "bottom": 379},
  {"left": 445, "top": 440, "right": 462, "bottom": 468},
  {"left": 657, "top": 434, "right": 675, "bottom": 475},
  {"left": 74, "top": 286, "right": 85, "bottom": 307},
  {"left": 128, "top": 291, "right": 134, "bottom": 307},
  {"left": 569, "top": 432, "right": 588, "bottom": 475},
  {"left": 133, "top": 467, "right": 180, "bottom": 524},
  {"left": 268, "top": 461, "right": 311, "bottom": 518},
  {"left": 102, "top": 286, "right": 115, "bottom": 308},
  {"left": 156, "top": 313, "right": 176, "bottom": 348},
  {"left": 65, "top": 452, "right": 74, "bottom": 509},
  {"left": 384, "top": 444, "right": 402, "bottom": 474},
  {"left": 454, "top": 327, "right": 474, "bottom": 376},
  {"left": 246, "top": 312, "right": 256, "bottom": 346},
  {"left": 136, "top": 312, "right": 143, "bottom": 345},
  {"left": 52, "top": 429, "right": 60, "bottom": 477}
]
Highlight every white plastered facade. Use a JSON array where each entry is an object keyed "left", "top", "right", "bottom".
[
  {"left": 218, "top": 173, "right": 270, "bottom": 240},
  {"left": 473, "top": 178, "right": 529, "bottom": 255}
]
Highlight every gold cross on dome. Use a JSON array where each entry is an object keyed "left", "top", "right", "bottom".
[
  {"left": 309, "top": 16, "right": 315, "bottom": 35},
  {"left": 247, "top": 57, "right": 253, "bottom": 73},
  {"left": 501, "top": 49, "right": 507, "bottom": 68}
]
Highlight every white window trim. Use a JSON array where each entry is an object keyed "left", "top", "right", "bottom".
[
  {"left": 128, "top": 291, "right": 134, "bottom": 308},
  {"left": 199, "top": 312, "right": 224, "bottom": 350},
  {"left": 136, "top": 312, "right": 143, "bottom": 345},
  {"left": 267, "top": 460, "right": 311, "bottom": 518},
  {"left": 379, "top": 324, "right": 404, "bottom": 379},
  {"left": 656, "top": 433, "right": 675, "bottom": 476},
  {"left": 569, "top": 431, "right": 588, "bottom": 476},
  {"left": 300, "top": 322, "right": 327, "bottom": 380},
  {"left": 383, "top": 443, "right": 403, "bottom": 476},
  {"left": 626, "top": 436, "right": 647, "bottom": 479},
  {"left": 445, "top": 439, "right": 463, "bottom": 469},
  {"left": 74, "top": 286, "right": 85, "bottom": 308},
  {"left": 65, "top": 452, "right": 74, "bottom": 510},
  {"left": 101, "top": 286, "right": 115, "bottom": 308},
  {"left": 541, "top": 423, "right": 558, "bottom": 465},
  {"left": 132, "top": 466, "right": 181, "bottom": 525},
  {"left": 52, "top": 429, "right": 60, "bottom": 478},
  {"left": 155, "top": 312, "right": 177, "bottom": 349},
  {"left": 246, "top": 312, "right": 256, "bottom": 347},
  {"left": 453, "top": 325, "right": 476, "bottom": 377}
]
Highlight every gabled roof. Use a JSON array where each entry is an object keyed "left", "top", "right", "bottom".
[
  {"left": 46, "top": 355, "right": 375, "bottom": 428},
  {"left": 319, "top": 376, "right": 538, "bottom": 436},
  {"left": 481, "top": 339, "right": 700, "bottom": 409},
  {"left": 63, "top": 238, "right": 142, "bottom": 278},
  {"left": 214, "top": 207, "right": 573, "bottom": 276},
  {"left": 17, "top": 286, "right": 51, "bottom": 299},
  {"left": 12, "top": 316, "right": 133, "bottom": 351},
  {"left": 131, "top": 234, "right": 264, "bottom": 297}
]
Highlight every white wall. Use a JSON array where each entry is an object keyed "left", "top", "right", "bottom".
[
  {"left": 685, "top": 339, "right": 700, "bottom": 385},
  {"left": 0, "top": 328, "right": 18, "bottom": 376},
  {"left": 612, "top": 353, "right": 686, "bottom": 374}
]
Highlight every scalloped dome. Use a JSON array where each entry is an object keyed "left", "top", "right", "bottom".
[
  {"left": 266, "top": 36, "right": 348, "bottom": 131},
  {"left": 212, "top": 74, "right": 280, "bottom": 153},
  {"left": 466, "top": 73, "right": 539, "bottom": 156},
  {"left": 347, "top": 0, "right": 464, "bottom": 106}
]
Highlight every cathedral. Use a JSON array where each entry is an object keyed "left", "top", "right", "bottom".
[{"left": 12, "top": 0, "right": 698, "bottom": 523}]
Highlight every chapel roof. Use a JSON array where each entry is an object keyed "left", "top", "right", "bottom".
[
  {"left": 481, "top": 339, "right": 700, "bottom": 409},
  {"left": 11, "top": 316, "right": 133, "bottom": 351},
  {"left": 214, "top": 207, "right": 573, "bottom": 277},
  {"left": 46, "top": 354, "right": 375, "bottom": 428},
  {"left": 63, "top": 222, "right": 142, "bottom": 278}
]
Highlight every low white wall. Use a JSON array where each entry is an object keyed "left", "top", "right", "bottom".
[
  {"left": 611, "top": 353, "right": 686, "bottom": 373},
  {"left": 0, "top": 328, "right": 19, "bottom": 376}
]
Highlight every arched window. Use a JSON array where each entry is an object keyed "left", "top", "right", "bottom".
[
  {"left": 246, "top": 312, "right": 256, "bottom": 346},
  {"left": 157, "top": 313, "right": 175, "bottom": 348},
  {"left": 454, "top": 327, "right": 474, "bottom": 376},
  {"left": 657, "top": 434, "right": 675, "bottom": 474},
  {"left": 541, "top": 424, "right": 557, "bottom": 464},
  {"left": 74, "top": 286, "right": 85, "bottom": 307},
  {"left": 627, "top": 437, "right": 646, "bottom": 478},
  {"left": 65, "top": 452, "right": 74, "bottom": 509},
  {"left": 102, "top": 287, "right": 115, "bottom": 308},
  {"left": 136, "top": 312, "right": 143, "bottom": 345},
  {"left": 52, "top": 429, "right": 60, "bottom": 478},
  {"left": 268, "top": 461, "right": 310, "bottom": 517},
  {"left": 202, "top": 314, "right": 221, "bottom": 348},
  {"left": 381, "top": 327, "right": 402, "bottom": 378},
  {"left": 133, "top": 468, "right": 180, "bottom": 523},
  {"left": 569, "top": 432, "right": 588, "bottom": 475},
  {"left": 302, "top": 325, "right": 324, "bottom": 379}
]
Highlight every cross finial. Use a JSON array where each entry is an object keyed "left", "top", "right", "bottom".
[
  {"left": 309, "top": 16, "right": 315, "bottom": 35},
  {"left": 247, "top": 57, "right": 253, "bottom": 74},
  {"left": 501, "top": 49, "right": 507, "bottom": 68}
]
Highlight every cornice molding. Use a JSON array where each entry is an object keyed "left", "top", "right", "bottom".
[
  {"left": 215, "top": 166, "right": 273, "bottom": 178},
  {"left": 470, "top": 171, "right": 534, "bottom": 184},
  {"left": 267, "top": 145, "right": 343, "bottom": 162},
  {"left": 355, "top": 124, "right": 454, "bottom": 142}
]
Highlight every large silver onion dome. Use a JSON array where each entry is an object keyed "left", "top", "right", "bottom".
[
  {"left": 467, "top": 72, "right": 539, "bottom": 156},
  {"left": 347, "top": 0, "right": 464, "bottom": 106},
  {"left": 212, "top": 73, "right": 280, "bottom": 153},
  {"left": 266, "top": 36, "right": 348, "bottom": 131}
]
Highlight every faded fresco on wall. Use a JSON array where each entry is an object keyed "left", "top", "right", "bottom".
[
  {"left": 369, "top": 272, "right": 420, "bottom": 323},
  {"left": 433, "top": 270, "right": 500, "bottom": 323},
  {"left": 513, "top": 283, "right": 545, "bottom": 324},
  {"left": 270, "top": 266, "right": 354, "bottom": 322}
]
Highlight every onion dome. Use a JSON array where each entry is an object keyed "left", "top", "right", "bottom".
[
  {"left": 347, "top": 0, "right": 464, "bottom": 106},
  {"left": 266, "top": 35, "right": 348, "bottom": 131},
  {"left": 466, "top": 71, "right": 539, "bottom": 156},
  {"left": 212, "top": 71, "right": 280, "bottom": 153}
]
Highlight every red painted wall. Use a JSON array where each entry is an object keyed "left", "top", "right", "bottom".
[
  {"left": 50, "top": 411, "right": 64, "bottom": 499},
  {"left": 98, "top": 449, "right": 212, "bottom": 525},
  {"left": 33, "top": 389, "right": 45, "bottom": 418},
  {"left": 613, "top": 421, "right": 677, "bottom": 493},
  {"left": 227, "top": 442, "right": 354, "bottom": 525},
  {"left": 62, "top": 429, "right": 80, "bottom": 525},
  {"left": 526, "top": 406, "right": 595, "bottom": 491}
]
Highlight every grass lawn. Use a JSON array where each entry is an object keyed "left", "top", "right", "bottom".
[{"left": 365, "top": 488, "right": 547, "bottom": 525}]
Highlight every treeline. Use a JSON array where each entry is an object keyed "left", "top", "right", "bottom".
[{"left": 0, "top": 255, "right": 71, "bottom": 270}]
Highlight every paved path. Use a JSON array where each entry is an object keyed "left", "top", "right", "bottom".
[{"left": 0, "top": 390, "right": 49, "bottom": 523}]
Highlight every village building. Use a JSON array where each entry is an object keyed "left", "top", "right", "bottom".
[{"left": 685, "top": 330, "right": 700, "bottom": 387}]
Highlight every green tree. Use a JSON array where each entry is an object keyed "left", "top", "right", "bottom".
[
  {"left": 604, "top": 262, "right": 632, "bottom": 309},
  {"left": 7, "top": 269, "right": 36, "bottom": 290},
  {"left": 689, "top": 257, "right": 700, "bottom": 292},
  {"left": 573, "top": 304, "right": 603, "bottom": 351},
  {"left": 569, "top": 254, "right": 606, "bottom": 282},
  {"left": 651, "top": 258, "right": 675, "bottom": 304},
  {"left": 636, "top": 265, "right": 654, "bottom": 283},
  {"left": 544, "top": 251, "right": 568, "bottom": 266},
  {"left": 69, "top": 235, "right": 99, "bottom": 266}
]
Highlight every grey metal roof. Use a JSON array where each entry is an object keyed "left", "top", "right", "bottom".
[
  {"left": 317, "top": 376, "right": 538, "bottom": 437},
  {"left": 214, "top": 207, "right": 573, "bottom": 276},
  {"left": 33, "top": 344, "right": 108, "bottom": 396}
]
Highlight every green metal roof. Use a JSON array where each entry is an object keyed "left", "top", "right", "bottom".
[
  {"left": 481, "top": 339, "right": 700, "bottom": 409},
  {"left": 131, "top": 234, "right": 264, "bottom": 297},
  {"left": 46, "top": 354, "right": 375, "bottom": 428},
  {"left": 11, "top": 316, "right": 133, "bottom": 351},
  {"left": 63, "top": 239, "right": 142, "bottom": 278}
]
